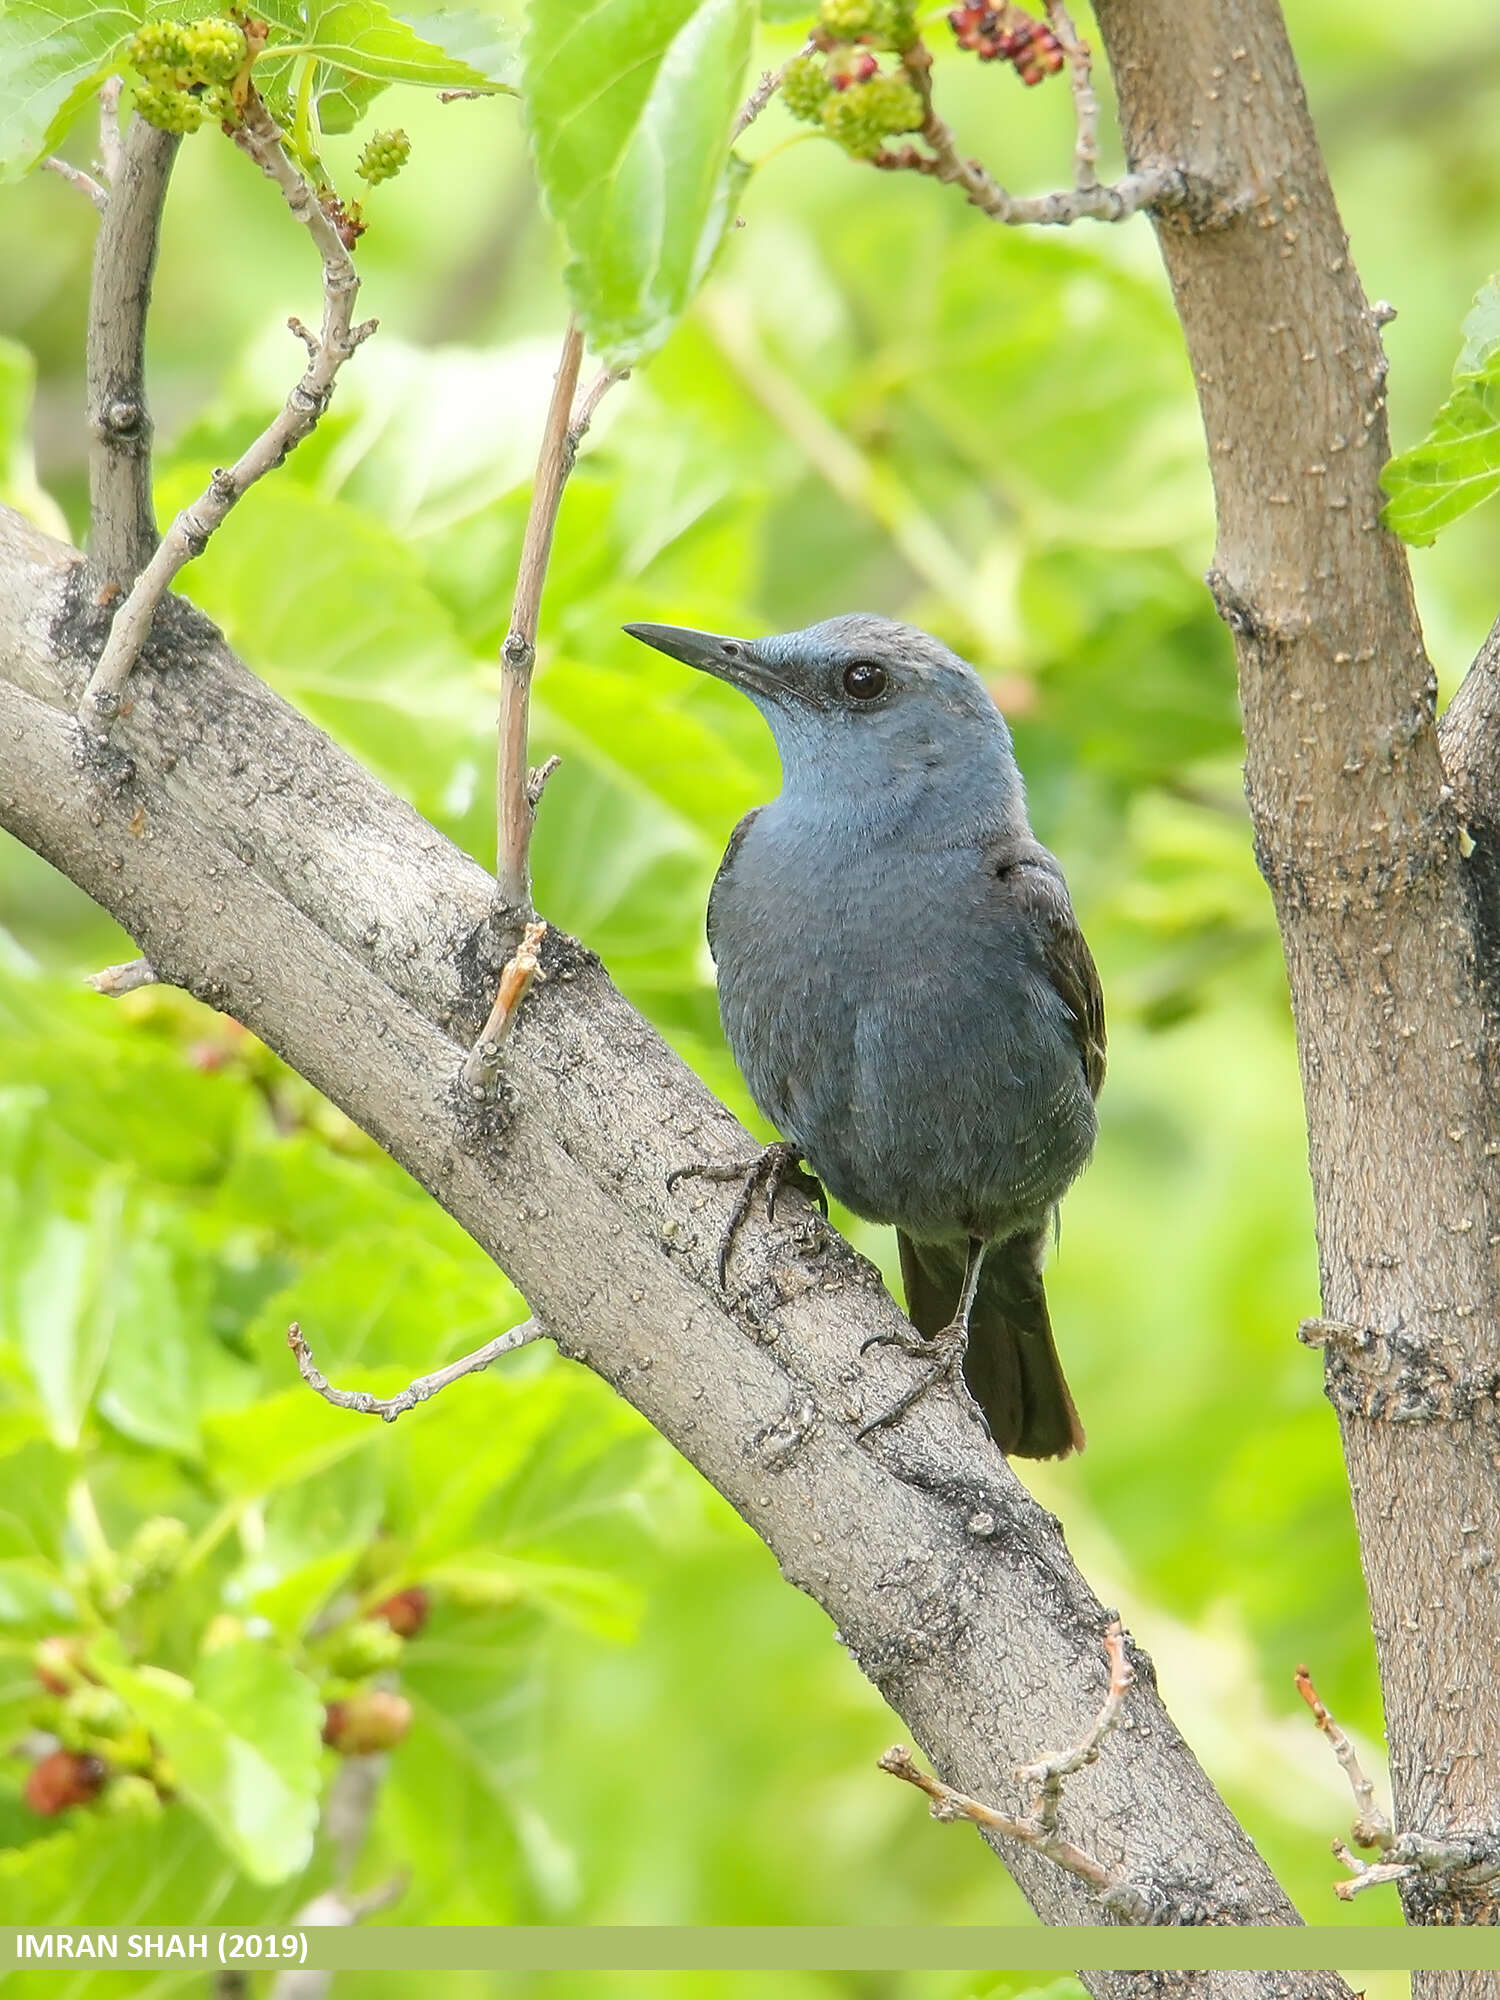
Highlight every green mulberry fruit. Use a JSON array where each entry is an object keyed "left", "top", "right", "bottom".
[
  {"left": 123, "top": 1516, "right": 191, "bottom": 1591},
  {"left": 356, "top": 129, "right": 411, "bottom": 185},
  {"left": 820, "top": 74, "right": 923, "bottom": 157},
  {"left": 127, "top": 19, "right": 195, "bottom": 85},
  {"left": 59, "top": 1685, "right": 131, "bottom": 1749},
  {"left": 819, "top": 0, "right": 876, "bottom": 34},
  {"left": 132, "top": 83, "right": 205, "bottom": 134},
  {"left": 329, "top": 1617, "right": 405, "bottom": 1678},
  {"left": 182, "top": 15, "right": 246, "bottom": 83},
  {"left": 781, "top": 52, "right": 831, "bottom": 123}
]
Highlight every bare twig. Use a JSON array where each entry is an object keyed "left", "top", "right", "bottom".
[
  {"left": 460, "top": 919, "right": 547, "bottom": 1092},
  {"left": 882, "top": 39, "right": 1179, "bottom": 226},
  {"left": 85, "top": 956, "right": 158, "bottom": 996},
  {"left": 1044, "top": 0, "right": 1100, "bottom": 191},
  {"left": 44, "top": 156, "right": 107, "bottom": 211},
  {"left": 287, "top": 1315, "right": 547, "bottom": 1422},
  {"left": 1295, "top": 1665, "right": 1500, "bottom": 1902},
  {"left": 84, "top": 109, "right": 179, "bottom": 594},
  {"left": 79, "top": 92, "right": 374, "bottom": 739},
  {"left": 732, "top": 38, "right": 816, "bottom": 141},
  {"left": 494, "top": 322, "right": 584, "bottom": 916},
  {"left": 878, "top": 1620, "right": 1150, "bottom": 1916},
  {"left": 1294, "top": 1663, "right": 1393, "bottom": 1851}
]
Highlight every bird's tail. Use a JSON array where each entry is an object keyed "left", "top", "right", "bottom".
[{"left": 897, "top": 1230, "right": 1085, "bottom": 1459}]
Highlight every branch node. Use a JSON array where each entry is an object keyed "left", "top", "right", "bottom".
[
  {"left": 460, "top": 919, "right": 547, "bottom": 1092},
  {"left": 526, "top": 755, "right": 562, "bottom": 810}
]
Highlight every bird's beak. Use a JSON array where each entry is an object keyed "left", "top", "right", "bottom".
[{"left": 623, "top": 622, "right": 797, "bottom": 703}]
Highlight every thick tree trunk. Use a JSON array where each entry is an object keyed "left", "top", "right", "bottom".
[
  {"left": 1094, "top": 0, "right": 1500, "bottom": 1920},
  {"left": 0, "top": 507, "right": 1351, "bottom": 1979}
]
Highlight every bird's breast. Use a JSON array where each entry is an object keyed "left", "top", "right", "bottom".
[{"left": 709, "top": 814, "right": 1095, "bottom": 1240}]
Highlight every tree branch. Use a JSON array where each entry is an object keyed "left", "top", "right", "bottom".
[
  {"left": 79, "top": 93, "right": 374, "bottom": 739},
  {"left": 1093, "top": 0, "right": 1500, "bottom": 1922},
  {"left": 880, "top": 37, "right": 1181, "bottom": 226},
  {"left": 84, "top": 109, "right": 179, "bottom": 594},
  {"left": 494, "top": 319, "right": 584, "bottom": 918},
  {"left": 44, "top": 156, "right": 108, "bottom": 210},
  {"left": 879, "top": 1621, "right": 1150, "bottom": 1916},
  {"left": 0, "top": 504, "right": 1354, "bottom": 1977},
  {"left": 287, "top": 1315, "right": 547, "bottom": 1421}
]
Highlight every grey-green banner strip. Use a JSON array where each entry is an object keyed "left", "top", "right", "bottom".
[{"left": 2, "top": 1928, "right": 1497, "bottom": 1974}]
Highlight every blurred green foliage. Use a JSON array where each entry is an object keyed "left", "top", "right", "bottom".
[{"left": 2, "top": 0, "right": 1496, "bottom": 1982}]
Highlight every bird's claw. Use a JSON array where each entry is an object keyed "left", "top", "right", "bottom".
[
  {"left": 856, "top": 1318, "right": 970, "bottom": 1440},
  {"left": 667, "top": 1141, "right": 826, "bottom": 1287}
]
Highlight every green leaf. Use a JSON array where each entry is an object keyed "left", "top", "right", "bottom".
[
  {"left": 0, "top": 0, "right": 140, "bottom": 178},
  {"left": 94, "top": 1638, "right": 324, "bottom": 1884},
  {"left": 1382, "top": 277, "right": 1500, "bottom": 543},
  {"left": 256, "top": 0, "right": 517, "bottom": 98},
  {"left": 524, "top": 0, "right": 755, "bottom": 367},
  {"left": 0, "top": 338, "right": 68, "bottom": 538}
]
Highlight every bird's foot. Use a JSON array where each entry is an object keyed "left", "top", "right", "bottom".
[
  {"left": 667, "top": 1140, "right": 827, "bottom": 1287},
  {"left": 856, "top": 1318, "right": 969, "bottom": 1440}
]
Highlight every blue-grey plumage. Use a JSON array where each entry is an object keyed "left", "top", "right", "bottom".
[{"left": 625, "top": 613, "right": 1105, "bottom": 1457}]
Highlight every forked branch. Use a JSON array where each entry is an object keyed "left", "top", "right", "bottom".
[
  {"left": 1296, "top": 1666, "right": 1500, "bottom": 1902},
  {"left": 79, "top": 92, "right": 374, "bottom": 739},
  {"left": 879, "top": 1620, "right": 1153, "bottom": 1917},
  {"left": 876, "top": 34, "right": 1179, "bottom": 226}
]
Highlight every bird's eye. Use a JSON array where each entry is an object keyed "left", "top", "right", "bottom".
[{"left": 842, "top": 661, "right": 887, "bottom": 701}]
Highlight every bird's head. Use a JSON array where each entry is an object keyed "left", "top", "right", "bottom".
[{"left": 624, "top": 613, "right": 1021, "bottom": 823}]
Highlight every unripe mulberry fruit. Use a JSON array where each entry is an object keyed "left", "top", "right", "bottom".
[
  {"left": 356, "top": 129, "right": 411, "bottom": 185},
  {"left": 781, "top": 52, "right": 830, "bottom": 123},
  {"left": 59, "top": 1685, "right": 131, "bottom": 1747},
  {"left": 25, "top": 1750, "right": 107, "bottom": 1817},
  {"left": 133, "top": 83, "right": 205, "bottom": 134},
  {"left": 329, "top": 1617, "right": 405, "bottom": 1678},
  {"left": 819, "top": 0, "right": 875, "bottom": 35},
  {"left": 99, "top": 1773, "right": 165, "bottom": 1822},
  {"left": 820, "top": 73, "right": 923, "bottom": 157},
  {"left": 372, "top": 1586, "right": 430, "bottom": 1638},
  {"left": 127, "top": 19, "right": 195, "bottom": 84},
  {"left": 33, "top": 1635, "right": 88, "bottom": 1696},
  {"left": 124, "top": 1516, "right": 190, "bottom": 1592},
  {"left": 182, "top": 16, "right": 246, "bottom": 84},
  {"left": 323, "top": 1690, "right": 412, "bottom": 1754}
]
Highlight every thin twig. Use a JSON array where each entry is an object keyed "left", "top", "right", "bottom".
[
  {"left": 85, "top": 956, "right": 159, "bottom": 996},
  {"left": 84, "top": 108, "right": 179, "bottom": 594},
  {"left": 1294, "top": 1665, "right": 1500, "bottom": 1902},
  {"left": 287, "top": 1316, "right": 546, "bottom": 1422},
  {"left": 79, "top": 92, "right": 374, "bottom": 739},
  {"left": 44, "top": 156, "right": 108, "bottom": 211},
  {"left": 460, "top": 919, "right": 546, "bottom": 1093},
  {"left": 494, "top": 321, "right": 584, "bottom": 917},
  {"left": 732, "top": 38, "right": 816, "bottom": 141},
  {"left": 1017, "top": 1618, "right": 1134, "bottom": 1834},
  {"left": 878, "top": 1620, "right": 1150, "bottom": 1916},
  {"left": 98, "top": 78, "right": 124, "bottom": 186},
  {"left": 1294, "top": 1664, "right": 1393, "bottom": 1852},
  {"left": 884, "top": 38, "right": 1178, "bottom": 226},
  {"left": 1044, "top": 0, "right": 1100, "bottom": 191}
]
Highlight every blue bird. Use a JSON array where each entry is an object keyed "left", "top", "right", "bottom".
[{"left": 625, "top": 613, "right": 1103, "bottom": 1456}]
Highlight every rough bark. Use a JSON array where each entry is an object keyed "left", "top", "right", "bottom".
[
  {"left": 0, "top": 507, "right": 1351, "bottom": 1982},
  {"left": 1093, "top": 0, "right": 1500, "bottom": 1922}
]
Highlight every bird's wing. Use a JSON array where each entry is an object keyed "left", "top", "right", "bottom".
[
  {"left": 706, "top": 808, "right": 762, "bottom": 963},
  {"left": 991, "top": 841, "right": 1107, "bottom": 1100}
]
